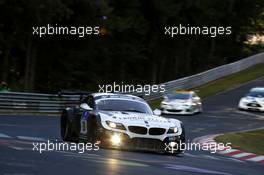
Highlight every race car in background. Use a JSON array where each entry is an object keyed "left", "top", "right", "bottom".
[
  {"left": 160, "top": 90, "right": 202, "bottom": 115},
  {"left": 238, "top": 87, "right": 264, "bottom": 112},
  {"left": 61, "top": 93, "right": 185, "bottom": 154}
]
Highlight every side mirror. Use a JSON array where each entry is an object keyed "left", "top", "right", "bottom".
[
  {"left": 153, "top": 109, "right": 161, "bottom": 116},
  {"left": 80, "top": 103, "right": 93, "bottom": 110}
]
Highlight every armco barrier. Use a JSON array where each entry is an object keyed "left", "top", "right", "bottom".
[
  {"left": 0, "top": 53, "right": 263, "bottom": 115},
  {"left": 0, "top": 92, "right": 80, "bottom": 115},
  {"left": 141, "top": 52, "right": 264, "bottom": 100}
]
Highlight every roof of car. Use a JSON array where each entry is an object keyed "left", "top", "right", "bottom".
[
  {"left": 91, "top": 93, "right": 145, "bottom": 102},
  {"left": 175, "top": 90, "right": 194, "bottom": 94},
  {"left": 250, "top": 87, "right": 264, "bottom": 92}
]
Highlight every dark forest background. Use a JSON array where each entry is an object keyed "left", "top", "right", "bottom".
[{"left": 0, "top": 0, "right": 264, "bottom": 93}]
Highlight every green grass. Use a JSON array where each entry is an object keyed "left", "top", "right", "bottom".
[
  {"left": 149, "top": 63, "right": 264, "bottom": 109},
  {"left": 215, "top": 129, "right": 264, "bottom": 155},
  {"left": 194, "top": 63, "right": 264, "bottom": 98}
]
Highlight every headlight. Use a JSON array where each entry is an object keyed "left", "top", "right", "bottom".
[
  {"left": 181, "top": 101, "right": 193, "bottom": 106},
  {"left": 106, "top": 121, "right": 126, "bottom": 130},
  {"left": 167, "top": 127, "right": 178, "bottom": 134},
  {"left": 109, "top": 122, "right": 116, "bottom": 128},
  {"left": 161, "top": 101, "right": 168, "bottom": 105},
  {"left": 240, "top": 97, "right": 250, "bottom": 104},
  {"left": 111, "top": 133, "right": 121, "bottom": 146}
]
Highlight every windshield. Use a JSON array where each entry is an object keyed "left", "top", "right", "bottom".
[
  {"left": 248, "top": 91, "right": 264, "bottom": 98},
  {"left": 166, "top": 93, "right": 191, "bottom": 100},
  {"left": 96, "top": 99, "right": 153, "bottom": 114}
]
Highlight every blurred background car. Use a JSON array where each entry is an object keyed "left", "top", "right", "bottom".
[
  {"left": 160, "top": 90, "right": 202, "bottom": 115},
  {"left": 238, "top": 87, "right": 264, "bottom": 112}
]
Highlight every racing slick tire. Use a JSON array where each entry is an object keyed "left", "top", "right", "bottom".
[
  {"left": 61, "top": 109, "right": 79, "bottom": 142},
  {"left": 175, "top": 125, "right": 186, "bottom": 155}
]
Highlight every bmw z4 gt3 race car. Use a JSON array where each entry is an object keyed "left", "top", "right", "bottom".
[
  {"left": 238, "top": 87, "right": 264, "bottom": 112},
  {"left": 61, "top": 93, "right": 185, "bottom": 154},
  {"left": 160, "top": 90, "right": 202, "bottom": 115}
]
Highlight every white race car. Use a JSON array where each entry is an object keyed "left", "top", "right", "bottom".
[
  {"left": 238, "top": 87, "right": 264, "bottom": 112},
  {"left": 160, "top": 90, "right": 202, "bottom": 115},
  {"left": 61, "top": 93, "right": 185, "bottom": 154}
]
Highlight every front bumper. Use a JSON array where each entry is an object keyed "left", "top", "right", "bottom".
[
  {"left": 161, "top": 104, "right": 197, "bottom": 115},
  {"left": 238, "top": 101, "right": 264, "bottom": 112},
  {"left": 99, "top": 130, "right": 185, "bottom": 153}
]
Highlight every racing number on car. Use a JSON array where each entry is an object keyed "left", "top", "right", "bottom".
[{"left": 80, "top": 111, "right": 89, "bottom": 134}]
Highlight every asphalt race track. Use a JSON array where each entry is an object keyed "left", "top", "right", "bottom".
[{"left": 0, "top": 78, "right": 264, "bottom": 175}]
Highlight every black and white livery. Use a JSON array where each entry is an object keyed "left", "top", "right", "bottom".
[{"left": 61, "top": 93, "right": 185, "bottom": 154}]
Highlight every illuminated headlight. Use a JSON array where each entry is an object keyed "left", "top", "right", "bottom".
[
  {"left": 182, "top": 102, "right": 194, "bottom": 107},
  {"left": 111, "top": 133, "right": 121, "bottom": 146},
  {"left": 106, "top": 121, "right": 126, "bottom": 130},
  {"left": 167, "top": 127, "right": 178, "bottom": 134},
  {"left": 109, "top": 122, "right": 116, "bottom": 128},
  {"left": 161, "top": 101, "right": 168, "bottom": 105}
]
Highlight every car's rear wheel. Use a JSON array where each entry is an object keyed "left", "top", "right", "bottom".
[{"left": 61, "top": 110, "right": 78, "bottom": 142}]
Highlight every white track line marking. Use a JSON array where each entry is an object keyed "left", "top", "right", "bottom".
[
  {"left": 202, "top": 155, "right": 220, "bottom": 160},
  {"left": 9, "top": 146, "right": 25, "bottom": 150},
  {"left": 218, "top": 149, "right": 238, "bottom": 154},
  {"left": 184, "top": 153, "right": 200, "bottom": 158},
  {"left": 17, "top": 136, "right": 46, "bottom": 142},
  {"left": 0, "top": 133, "right": 12, "bottom": 138}
]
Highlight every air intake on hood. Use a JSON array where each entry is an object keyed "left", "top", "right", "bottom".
[{"left": 128, "top": 126, "right": 147, "bottom": 135}]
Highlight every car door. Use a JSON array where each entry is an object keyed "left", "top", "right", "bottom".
[{"left": 80, "top": 95, "right": 94, "bottom": 135}]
